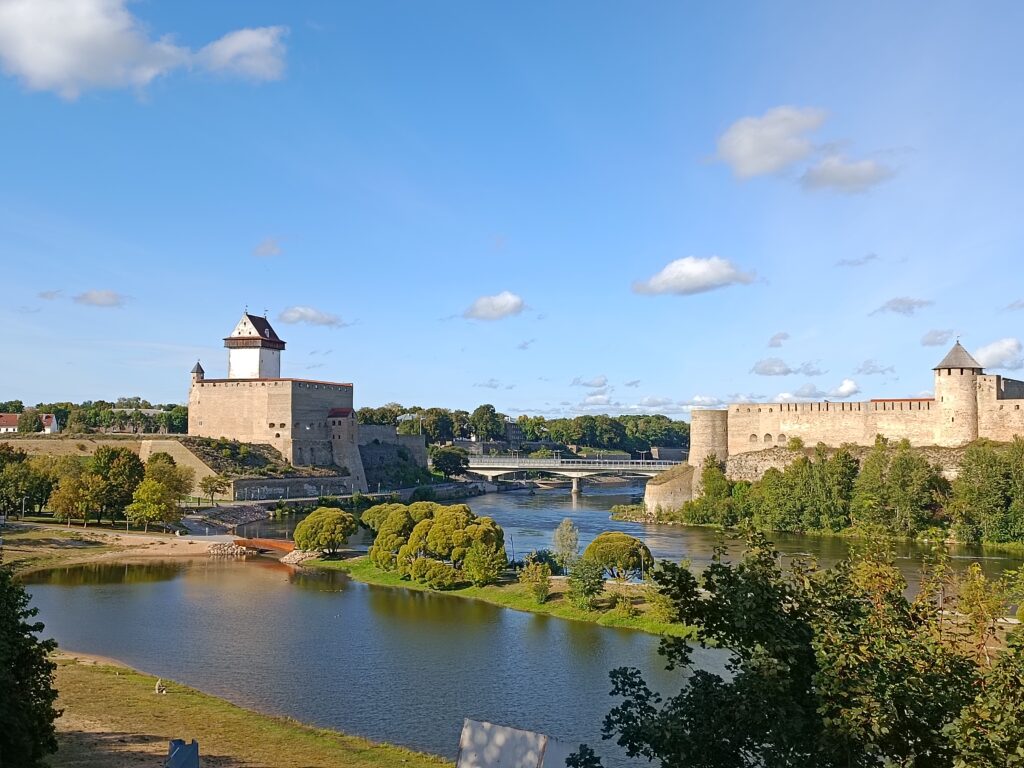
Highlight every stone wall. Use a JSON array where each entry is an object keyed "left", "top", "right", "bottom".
[
  {"left": 231, "top": 475, "right": 355, "bottom": 501},
  {"left": 357, "top": 425, "right": 429, "bottom": 467},
  {"left": 643, "top": 464, "right": 696, "bottom": 514},
  {"left": 978, "top": 375, "right": 1024, "bottom": 443}
]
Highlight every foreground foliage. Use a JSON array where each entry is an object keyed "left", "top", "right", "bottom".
[
  {"left": 576, "top": 530, "right": 1024, "bottom": 768},
  {"left": 0, "top": 563, "right": 60, "bottom": 767}
]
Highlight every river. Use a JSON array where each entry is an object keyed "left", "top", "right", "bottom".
[{"left": 25, "top": 484, "right": 1024, "bottom": 764}]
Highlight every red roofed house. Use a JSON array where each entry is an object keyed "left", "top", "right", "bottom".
[{"left": 0, "top": 413, "right": 61, "bottom": 434}]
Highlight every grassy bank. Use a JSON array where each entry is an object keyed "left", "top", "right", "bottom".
[
  {"left": 2, "top": 525, "right": 122, "bottom": 573},
  {"left": 51, "top": 654, "right": 449, "bottom": 768},
  {"left": 308, "top": 556, "right": 695, "bottom": 637}
]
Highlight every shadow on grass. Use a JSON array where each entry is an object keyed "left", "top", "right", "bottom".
[{"left": 53, "top": 729, "right": 242, "bottom": 768}]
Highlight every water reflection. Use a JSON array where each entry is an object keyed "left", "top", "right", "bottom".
[{"left": 22, "top": 561, "right": 185, "bottom": 586}]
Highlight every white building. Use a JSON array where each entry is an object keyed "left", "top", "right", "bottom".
[{"left": 0, "top": 413, "right": 61, "bottom": 434}]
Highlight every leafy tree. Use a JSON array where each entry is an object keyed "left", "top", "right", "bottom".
[
  {"left": 553, "top": 517, "right": 580, "bottom": 569},
  {"left": 583, "top": 532, "right": 653, "bottom": 581},
  {"left": 144, "top": 457, "right": 194, "bottom": 503},
  {"left": 49, "top": 472, "right": 106, "bottom": 527},
  {"left": 516, "top": 415, "right": 548, "bottom": 442},
  {"left": 470, "top": 404, "right": 505, "bottom": 441},
  {"left": 430, "top": 445, "right": 469, "bottom": 479},
  {"left": 198, "top": 474, "right": 230, "bottom": 506},
  {"left": 0, "top": 564, "right": 60, "bottom": 767},
  {"left": 90, "top": 446, "right": 144, "bottom": 523},
  {"left": 462, "top": 540, "right": 506, "bottom": 586},
  {"left": 125, "top": 478, "right": 176, "bottom": 532},
  {"left": 518, "top": 553, "right": 552, "bottom": 603},
  {"left": 567, "top": 557, "right": 605, "bottom": 610},
  {"left": 17, "top": 409, "right": 44, "bottom": 434},
  {"left": 420, "top": 408, "right": 454, "bottom": 444},
  {"left": 293, "top": 507, "right": 358, "bottom": 556},
  {"left": 0, "top": 399, "right": 25, "bottom": 413},
  {"left": 680, "top": 457, "right": 736, "bottom": 526}
]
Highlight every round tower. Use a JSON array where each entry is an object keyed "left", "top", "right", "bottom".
[
  {"left": 933, "top": 341, "right": 981, "bottom": 446},
  {"left": 688, "top": 409, "right": 729, "bottom": 467}
]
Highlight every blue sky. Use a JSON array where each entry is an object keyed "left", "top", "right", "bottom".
[{"left": 2, "top": 1, "right": 1023, "bottom": 417}]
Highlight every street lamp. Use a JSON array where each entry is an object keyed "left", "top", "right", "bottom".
[{"left": 638, "top": 450, "right": 649, "bottom": 464}]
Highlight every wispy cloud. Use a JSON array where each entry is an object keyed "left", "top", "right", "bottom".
[
  {"left": 717, "top": 106, "right": 826, "bottom": 178},
  {"left": 837, "top": 253, "right": 879, "bottom": 268},
  {"left": 633, "top": 256, "right": 755, "bottom": 296},
  {"left": 856, "top": 359, "right": 895, "bottom": 375},
  {"left": 922, "top": 329, "right": 954, "bottom": 347},
  {"left": 624, "top": 379, "right": 641, "bottom": 388},
  {"left": 473, "top": 378, "right": 503, "bottom": 389},
  {"left": 463, "top": 291, "right": 524, "bottom": 321},
  {"left": 571, "top": 375, "right": 608, "bottom": 388},
  {"left": 253, "top": 237, "right": 283, "bottom": 257},
  {"left": 975, "top": 338, "right": 1023, "bottom": 370},
  {"left": 801, "top": 155, "right": 895, "bottom": 193},
  {"left": 870, "top": 297, "right": 933, "bottom": 316},
  {"left": 778, "top": 378, "right": 860, "bottom": 401},
  {"left": 517, "top": 339, "right": 535, "bottom": 350},
  {"left": 751, "top": 358, "right": 825, "bottom": 376},
  {"left": 0, "top": 0, "right": 288, "bottom": 99},
  {"left": 278, "top": 306, "right": 347, "bottom": 327},
  {"left": 37, "top": 289, "right": 61, "bottom": 300},
  {"left": 1005, "top": 299, "right": 1024, "bottom": 311},
  {"left": 73, "top": 290, "right": 126, "bottom": 308},
  {"left": 768, "top": 331, "right": 789, "bottom": 348}
]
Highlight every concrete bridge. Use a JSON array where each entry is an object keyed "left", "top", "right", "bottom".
[{"left": 466, "top": 455, "right": 683, "bottom": 493}]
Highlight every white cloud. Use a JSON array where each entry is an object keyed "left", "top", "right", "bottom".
[
  {"left": 728, "top": 393, "right": 766, "bottom": 403},
  {"left": 768, "top": 331, "right": 789, "bottom": 348},
  {"left": 571, "top": 375, "right": 608, "bottom": 388},
  {"left": 277, "top": 306, "right": 346, "bottom": 327},
  {"left": 253, "top": 237, "right": 282, "bottom": 257},
  {"left": 473, "top": 378, "right": 502, "bottom": 389},
  {"left": 582, "top": 394, "right": 612, "bottom": 406},
  {"left": 801, "top": 154, "right": 895, "bottom": 193},
  {"left": 856, "top": 359, "right": 895, "bottom": 375},
  {"left": 195, "top": 26, "right": 287, "bottom": 80},
  {"left": 717, "top": 106, "right": 827, "bottom": 178},
  {"left": 870, "top": 297, "right": 933, "bottom": 316},
  {"left": 680, "top": 395, "right": 725, "bottom": 408},
  {"left": 73, "top": 289, "right": 126, "bottom": 307},
  {"left": 837, "top": 253, "right": 879, "bottom": 268},
  {"left": 638, "top": 396, "right": 674, "bottom": 408},
  {"left": 463, "top": 291, "right": 524, "bottom": 321},
  {"left": 37, "top": 289, "right": 61, "bottom": 300},
  {"left": 830, "top": 378, "right": 861, "bottom": 398},
  {"left": 751, "top": 358, "right": 825, "bottom": 376},
  {"left": 0, "top": 0, "right": 287, "bottom": 99},
  {"left": 633, "top": 256, "right": 755, "bottom": 296},
  {"left": 778, "top": 378, "right": 860, "bottom": 401},
  {"left": 922, "top": 329, "right": 954, "bottom": 347},
  {"left": 975, "top": 338, "right": 1024, "bottom": 370}
]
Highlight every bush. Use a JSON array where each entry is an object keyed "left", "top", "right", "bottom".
[
  {"left": 462, "top": 540, "right": 506, "bottom": 587},
  {"left": 518, "top": 554, "right": 552, "bottom": 604},
  {"left": 612, "top": 592, "right": 638, "bottom": 618},
  {"left": 425, "top": 560, "right": 459, "bottom": 589},
  {"left": 568, "top": 557, "right": 605, "bottom": 610},
  {"left": 408, "top": 556, "right": 432, "bottom": 582},
  {"left": 583, "top": 531, "right": 654, "bottom": 581},
  {"left": 293, "top": 507, "right": 358, "bottom": 556}
]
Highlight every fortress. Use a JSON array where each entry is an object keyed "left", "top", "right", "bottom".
[
  {"left": 188, "top": 313, "right": 369, "bottom": 491},
  {"left": 687, "top": 341, "right": 1024, "bottom": 468}
]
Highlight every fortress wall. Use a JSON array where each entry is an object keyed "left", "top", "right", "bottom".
[
  {"left": 688, "top": 409, "right": 729, "bottom": 466},
  {"left": 331, "top": 416, "right": 369, "bottom": 492},
  {"left": 189, "top": 380, "right": 279, "bottom": 452},
  {"left": 287, "top": 382, "right": 353, "bottom": 466},
  {"left": 867, "top": 405, "right": 938, "bottom": 445},
  {"left": 978, "top": 400, "right": 1024, "bottom": 442}
]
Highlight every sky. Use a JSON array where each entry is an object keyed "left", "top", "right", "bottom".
[{"left": 2, "top": 1, "right": 1023, "bottom": 418}]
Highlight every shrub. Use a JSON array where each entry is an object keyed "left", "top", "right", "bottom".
[
  {"left": 518, "top": 554, "right": 552, "bottom": 604},
  {"left": 462, "top": 540, "right": 506, "bottom": 587},
  {"left": 583, "top": 531, "right": 654, "bottom": 581},
  {"left": 293, "top": 507, "right": 358, "bottom": 556},
  {"left": 568, "top": 557, "right": 605, "bottom": 610},
  {"left": 425, "top": 560, "right": 459, "bottom": 589},
  {"left": 612, "top": 592, "right": 638, "bottom": 618},
  {"left": 408, "top": 556, "right": 432, "bottom": 583}
]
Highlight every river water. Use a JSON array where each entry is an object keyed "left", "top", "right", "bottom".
[{"left": 25, "top": 485, "right": 1024, "bottom": 763}]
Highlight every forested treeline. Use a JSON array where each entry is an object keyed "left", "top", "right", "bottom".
[
  {"left": 673, "top": 436, "right": 1024, "bottom": 545},
  {"left": 357, "top": 401, "right": 688, "bottom": 453},
  {"left": 0, "top": 397, "right": 187, "bottom": 434}
]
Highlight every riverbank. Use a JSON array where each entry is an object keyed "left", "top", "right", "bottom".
[
  {"left": 307, "top": 556, "right": 695, "bottom": 637},
  {"left": 1, "top": 523, "right": 220, "bottom": 574},
  {"left": 50, "top": 652, "right": 449, "bottom": 768}
]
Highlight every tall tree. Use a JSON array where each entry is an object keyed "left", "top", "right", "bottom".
[
  {"left": 16, "top": 410, "right": 44, "bottom": 434},
  {"left": 469, "top": 404, "right": 505, "bottom": 441}
]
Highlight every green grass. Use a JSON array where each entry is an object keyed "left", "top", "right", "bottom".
[
  {"left": 308, "top": 556, "right": 695, "bottom": 637},
  {"left": 51, "top": 655, "right": 449, "bottom": 768},
  {"left": 1, "top": 524, "right": 120, "bottom": 573}
]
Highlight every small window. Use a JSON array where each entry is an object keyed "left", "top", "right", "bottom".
[
  {"left": 764, "top": 433, "right": 773, "bottom": 443},
  {"left": 279, "top": 422, "right": 285, "bottom": 428},
  {"left": 749, "top": 434, "right": 758, "bottom": 443},
  {"left": 275, "top": 432, "right": 281, "bottom": 438},
  {"left": 268, "top": 423, "right": 275, "bottom": 429}
]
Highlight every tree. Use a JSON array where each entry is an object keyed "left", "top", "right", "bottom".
[
  {"left": 430, "top": 445, "right": 469, "bottom": 479},
  {"left": 17, "top": 409, "right": 44, "bottom": 434},
  {"left": 421, "top": 408, "right": 454, "bottom": 444},
  {"left": 553, "top": 518, "right": 580, "bottom": 569},
  {"left": 125, "top": 478, "right": 176, "bottom": 532},
  {"left": 0, "top": 399, "right": 24, "bottom": 413},
  {"left": 583, "top": 532, "right": 653, "bottom": 581},
  {"left": 462, "top": 540, "right": 506, "bottom": 586},
  {"left": 470, "top": 404, "right": 505, "bottom": 442},
  {"left": 293, "top": 507, "right": 358, "bottom": 556},
  {"left": 48, "top": 472, "right": 106, "bottom": 527},
  {"left": 144, "top": 457, "right": 194, "bottom": 503},
  {"left": 519, "top": 553, "right": 552, "bottom": 603},
  {"left": 0, "top": 564, "right": 60, "bottom": 767},
  {"left": 567, "top": 557, "right": 605, "bottom": 610},
  {"left": 198, "top": 474, "right": 230, "bottom": 506},
  {"left": 90, "top": 446, "right": 144, "bottom": 523}
]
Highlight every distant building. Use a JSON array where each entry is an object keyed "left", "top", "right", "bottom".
[
  {"left": 0, "top": 413, "right": 61, "bottom": 434},
  {"left": 187, "top": 312, "right": 369, "bottom": 490}
]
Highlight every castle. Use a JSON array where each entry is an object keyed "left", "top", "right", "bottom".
[
  {"left": 188, "top": 313, "right": 369, "bottom": 491},
  {"left": 687, "top": 341, "right": 1024, "bottom": 468}
]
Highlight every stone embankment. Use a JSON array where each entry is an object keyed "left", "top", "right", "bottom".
[
  {"left": 197, "top": 505, "right": 271, "bottom": 530},
  {"left": 207, "top": 542, "right": 256, "bottom": 557},
  {"left": 280, "top": 549, "right": 320, "bottom": 565}
]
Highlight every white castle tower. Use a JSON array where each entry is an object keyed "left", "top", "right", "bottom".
[{"left": 224, "top": 312, "right": 285, "bottom": 379}]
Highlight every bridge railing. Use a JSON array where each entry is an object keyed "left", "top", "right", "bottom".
[{"left": 466, "top": 457, "right": 682, "bottom": 469}]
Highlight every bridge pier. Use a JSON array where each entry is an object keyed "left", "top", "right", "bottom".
[{"left": 571, "top": 477, "right": 581, "bottom": 495}]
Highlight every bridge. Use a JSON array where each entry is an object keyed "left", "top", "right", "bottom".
[
  {"left": 234, "top": 537, "right": 296, "bottom": 553},
  {"left": 466, "top": 456, "right": 684, "bottom": 493}
]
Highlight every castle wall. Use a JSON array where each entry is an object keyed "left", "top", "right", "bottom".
[
  {"left": 358, "top": 425, "right": 429, "bottom": 467},
  {"left": 977, "top": 375, "right": 1024, "bottom": 443},
  {"left": 331, "top": 415, "right": 369, "bottom": 492},
  {"left": 934, "top": 367, "right": 979, "bottom": 445},
  {"left": 688, "top": 409, "right": 729, "bottom": 467}
]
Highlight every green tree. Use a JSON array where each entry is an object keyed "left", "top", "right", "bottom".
[
  {"left": 552, "top": 517, "right": 580, "bottom": 569},
  {"left": 17, "top": 409, "right": 44, "bottom": 434},
  {"left": 144, "top": 457, "right": 195, "bottom": 503},
  {"left": 125, "top": 478, "right": 176, "bottom": 532},
  {"left": 430, "top": 445, "right": 469, "bottom": 479},
  {"left": 567, "top": 557, "right": 605, "bottom": 610},
  {"left": 518, "top": 553, "right": 552, "bottom": 603},
  {"left": 583, "top": 532, "right": 653, "bottom": 581},
  {"left": 462, "top": 540, "right": 506, "bottom": 586},
  {"left": 951, "top": 441, "right": 1014, "bottom": 543},
  {"left": 420, "top": 408, "right": 454, "bottom": 444},
  {"left": 516, "top": 415, "right": 548, "bottom": 442},
  {"left": 90, "top": 446, "right": 145, "bottom": 523},
  {"left": 293, "top": 507, "right": 358, "bottom": 556},
  {"left": 198, "top": 474, "right": 230, "bottom": 506},
  {"left": 469, "top": 404, "right": 505, "bottom": 441},
  {"left": 0, "top": 564, "right": 60, "bottom": 767},
  {"left": 0, "top": 399, "right": 25, "bottom": 413}
]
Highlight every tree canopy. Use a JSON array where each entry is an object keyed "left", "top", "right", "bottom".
[
  {"left": 583, "top": 532, "right": 653, "bottom": 580},
  {"left": 293, "top": 507, "right": 358, "bottom": 555}
]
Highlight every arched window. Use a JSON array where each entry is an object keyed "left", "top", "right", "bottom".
[
  {"left": 749, "top": 434, "right": 758, "bottom": 443},
  {"left": 764, "top": 433, "right": 773, "bottom": 443},
  {"left": 777, "top": 434, "right": 787, "bottom": 445}
]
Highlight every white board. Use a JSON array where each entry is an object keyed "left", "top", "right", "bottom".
[{"left": 456, "top": 719, "right": 574, "bottom": 768}]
